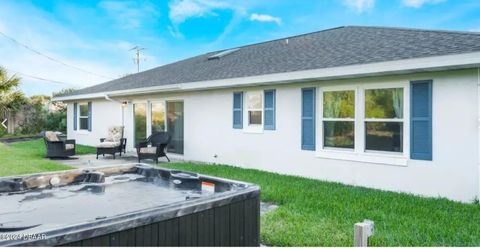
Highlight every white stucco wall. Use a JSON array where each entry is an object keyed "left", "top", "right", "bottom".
[
  {"left": 67, "top": 99, "right": 123, "bottom": 146},
  {"left": 67, "top": 69, "right": 480, "bottom": 202}
]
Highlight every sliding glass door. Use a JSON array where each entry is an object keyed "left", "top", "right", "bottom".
[
  {"left": 134, "top": 101, "right": 184, "bottom": 154},
  {"left": 166, "top": 101, "right": 184, "bottom": 154},
  {"left": 133, "top": 103, "right": 147, "bottom": 146}
]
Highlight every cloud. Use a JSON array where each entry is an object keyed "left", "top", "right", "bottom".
[
  {"left": 249, "top": 13, "right": 282, "bottom": 25},
  {"left": 341, "top": 0, "right": 375, "bottom": 12},
  {"left": 402, "top": 0, "right": 444, "bottom": 8},
  {"left": 98, "top": 0, "right": 160, "bottom": 29},
  {"left": 168, "top": 0, "right": 234, "bottom": 25},
  {"left": 168, "top": 0, "right": 247, "bottom": 38}
]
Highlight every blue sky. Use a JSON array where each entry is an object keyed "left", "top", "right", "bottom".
[{"left": 0, "top": 0, "right": 479, "bottom": 96}]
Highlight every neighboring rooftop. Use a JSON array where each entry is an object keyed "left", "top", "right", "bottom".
[{"left": 66, "top": 26, "right": 480, "bottom": 97}]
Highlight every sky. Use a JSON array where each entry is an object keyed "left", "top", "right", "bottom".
[{"left": 0, "top": 0, "right": 479, "bottom": 96}]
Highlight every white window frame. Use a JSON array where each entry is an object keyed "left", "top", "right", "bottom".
[
  {"left": 362, "top": 85, "right": 405, "bottom": 155},
  {"left": 244, "top": 90, "right": 264, "bottom": 133},
  {"left": 319, "top": 86, "right": 357, "bottom": 152},
  {"left": 77, "top": 102, "right": 89, "bottom": 131},
  {"left": 316, "top": 82, "right": 410, "bottom": 166}
]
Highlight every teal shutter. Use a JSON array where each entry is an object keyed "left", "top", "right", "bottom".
[
  {"left": 88, "top": 102, "right": 92, "bottom": 132},
  {"left": 233, "top": 92, "right": 243, "bottom": 129},
  {"left": 410, "top": 80, "right": 432, "bottom": 160},
  {"left": 73, "top": 102, "right": 78, "bottom": 131},
  {"left": 301, "top": 88, "right": 316, "bottom": 150},
  {"left": 264, "top": 90, "right": 276, "bottom": 130}
]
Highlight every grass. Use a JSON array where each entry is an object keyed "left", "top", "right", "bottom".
[
  {"left": 1, "top": 140, "right": 479, "bottom": 246},
  {"left": 0, "top": 139, "right": 96, "bottom": 177},
  {"left": 162, "top": 162, "right": 480, "bottom": 246}
]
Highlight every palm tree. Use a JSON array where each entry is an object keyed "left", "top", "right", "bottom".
[{"left": 0, "top": 67, "right": 26, "bottom": 123}]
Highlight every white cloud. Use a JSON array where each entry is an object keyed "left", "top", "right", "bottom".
[
  {"left": 99, "top": 0, "right": 160, "bottom": 29},
  {"left": 168, "top": 0, "right": 234, "bottom": 25},
  {"left": 249, "top": 13, "right": 282, "bottom": 25},
  {"left": 341, "top": 0, "right": 375, "bottom": 13},
  {"left": 168, "top": 0, "right": 247, "bottom": 39},
  {"left": 402, "top": 0, "right": 444, "bottom": 8}
]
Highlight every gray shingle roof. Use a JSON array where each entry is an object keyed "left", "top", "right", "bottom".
[{"left": 67, "top": 26, "right": 480, "bottom": 96}]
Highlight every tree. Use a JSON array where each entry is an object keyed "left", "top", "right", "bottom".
[
  {"left": 0, "top": 67, "right": 27, "bottom": 119},
  {"left": 52, "top": 88, "right": 75, "bottom": 97},
  {"left": 51, "top": 88, "right": 75, "bottom": 111}
]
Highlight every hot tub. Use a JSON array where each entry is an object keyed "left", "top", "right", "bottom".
[{"left": 0, "top": 164, "right": 260, "bottom": 246}]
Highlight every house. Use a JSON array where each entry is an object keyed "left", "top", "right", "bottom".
[{"left": 53, "top": 26, "right": 480, "bottom": 202}]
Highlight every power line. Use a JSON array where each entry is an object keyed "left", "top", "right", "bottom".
[
  {"left": 0, "top": 30, "right": 114, "bottom": 80},
  {"left": 4, "top": 67, "right": 76, "bottom": 86}
]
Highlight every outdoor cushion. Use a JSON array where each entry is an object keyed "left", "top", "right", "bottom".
[
  {"left": 97, "top": 141, "right": 120, "bottom": 148},
  {"left": 105, "top": 126, "right": 124, "bottom": 143},
  {"left": 45, "top": 131, "right": 59, "bottom": 142},
  {"left": 65, "top": 144, "right": 75, "bottom": 150},
  {"left": 139, "top": 147, "right": 157, "bottom": 154}
]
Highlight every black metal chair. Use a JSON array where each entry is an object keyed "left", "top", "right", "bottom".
[
  {"left": 136, "top": 132, "right": 171, "bottom": 164},
  {"left": 43, "top": 131, "right": 76, "bottom": 158}
]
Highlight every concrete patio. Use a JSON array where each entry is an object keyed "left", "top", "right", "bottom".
[{"left": 57, "top": 152, "right": 175, "bottom": 169}]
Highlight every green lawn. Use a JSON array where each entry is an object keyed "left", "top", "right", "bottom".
[
  {"left": 0, "top": 139, "right": 96, "bottom": 177},
  {"left": 162, "top": 163, "right": 480, "bottom": 246},
  {"left": 1, "top": 141, "right": 479, "bottom": 246}
]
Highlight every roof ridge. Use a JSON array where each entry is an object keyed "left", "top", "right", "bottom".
[
  {"left": 204, "top": 26, "right": 348, "bottom": 55},
  {"left": 204, "top": 25, "right": 480, "bottom": 56},
  {"left": 346, "top": 25, "right": 480, "bottom": 36}
]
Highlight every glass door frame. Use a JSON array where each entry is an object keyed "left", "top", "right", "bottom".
[
  {"left": 134, "top": 99, "right": 184, "bottom": 154},
  {"left": 132, "top": 101, "right": 149, "bottom": 146},
  {"left": 150, "top": 100, "right": 167, "bottom": 135},
  {"left": 166, "top": 100, "right": 184, "bottom": 155}
]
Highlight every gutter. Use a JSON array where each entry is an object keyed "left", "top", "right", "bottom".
[{"left": 104, "top": 94, "right": 120, "bottom": 103}]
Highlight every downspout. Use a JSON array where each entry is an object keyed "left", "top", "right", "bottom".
[
  {"left": 104, "top": 94, "right": 125, "bottom": 127},
  {"left": 477, "top": 67, "right": 480, "bottom": 202}
]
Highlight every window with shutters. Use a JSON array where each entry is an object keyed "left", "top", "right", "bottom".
[
  {"left": 316, "top": 82, "right": 410, "bottom": 166},
  {"left": 233, "top": 90, "right": 276, "bottom": 133},
  {"left": 78, "top": 103, "right": 89, "bottom": 131}
]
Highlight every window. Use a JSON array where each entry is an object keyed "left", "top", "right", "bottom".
[
  {"left": 322, "top": 90, "right": 355, "bottom": 149},
  {"left": 247, "top": 91, "right": 262, "bottom": 126},
  {"left": 151, "top": 102, "right": 166, "bottom": 134},
  {"left": 364, "top": 88, "right": 404, "bottom": 152},
  {"left": 78, "top": 103, "right": 89, "bottom": 130}
]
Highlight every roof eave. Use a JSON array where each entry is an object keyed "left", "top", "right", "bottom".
[{"left": 53, "top": 51, "right": 480, "bottom": 102}]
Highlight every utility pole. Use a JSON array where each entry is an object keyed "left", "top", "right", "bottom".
[{"left": 130, "top": 46, "right": 146, "bottom": 73}]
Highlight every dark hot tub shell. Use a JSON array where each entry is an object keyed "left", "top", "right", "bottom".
[{"left": 0, "top": 164, "right": 260, "bottom": 246}]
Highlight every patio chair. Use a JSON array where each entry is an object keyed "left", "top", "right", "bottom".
[
  {"left": 43, "top": 131, "right": 76, "bottom": 158},
  {"left": 136, "top": 132, "right": 171, "bottom": 164},
  {"left": 96, "top": 126, "right": 127, "bottom": 159}
]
